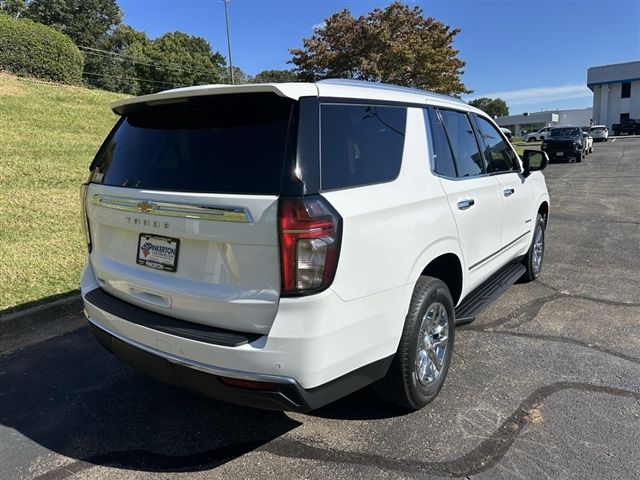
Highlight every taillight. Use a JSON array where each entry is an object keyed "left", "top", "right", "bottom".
[
  {"left": 278, "top": 196, "right": 342, "bottom": 296},
  {"left": 80, "top": 181, "right": 92, "bottom": 253}
]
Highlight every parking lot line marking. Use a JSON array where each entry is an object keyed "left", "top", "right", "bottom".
[{"left": 611, "top": 138, "right": 616, "bottom": 143}]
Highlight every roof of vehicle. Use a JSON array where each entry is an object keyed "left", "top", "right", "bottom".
[
  {"left": 110, "top": 79, "right": 476, "bottom": 116},
  {"left": 550, "top": 125, "right": 580, "bottom": 129},
  {"left": 589, "top": 125, "right": 607, "bottom": 128}
]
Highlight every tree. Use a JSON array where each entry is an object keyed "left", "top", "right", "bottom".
[
  {"left": 468, "top": 97, "right": 509, "bottom": 118},
  {"left": 82, "top": 24, "right": 151, "bottom": 95},
  {"left": 220, "top": 65, "right": 249, "bottom": 85},
  {"left": 0, "top": 0, "right": 26, "bottom": 17},
  {"left": 81, "top": 27, "right": 226, "bottom": 95},
  {"left": 137, "top": 31, "right": 226, "bottom": 94},
  {"left": 289, "top": 2, "right": 470, "bottom": 96},
  {"left": 24, "top": 0, "right": 122, "bottom": 49},
  {"left": 251, "top": 69, "right": 298, "bottom": 83}
]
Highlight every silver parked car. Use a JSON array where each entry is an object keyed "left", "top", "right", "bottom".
[{"left": 525, "top": 127, "right": 551, "bottom": 142}]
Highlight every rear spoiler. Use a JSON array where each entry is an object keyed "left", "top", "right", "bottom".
[{"left": 111, "top": 83, "right": 318, "bottom": 116}]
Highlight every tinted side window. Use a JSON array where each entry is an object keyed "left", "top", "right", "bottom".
[
  {"left": 439, "top": 110, "right": 484, "bottom": 177},
  {"left": 474, "top": 116, "right": 518, "bottom": 172},
  {"left": 320, "top": 104, "right": 407, "bottom": 190},
  {"left": 425, "top": 108, "right": 457, "bottom": 177}
]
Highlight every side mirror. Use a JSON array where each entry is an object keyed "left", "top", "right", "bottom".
[{"left": 522, "top": 149, "right": 549, "bottom": 178}]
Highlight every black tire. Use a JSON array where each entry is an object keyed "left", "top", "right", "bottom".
[
  {"left": 527, "top": 137, "right": 536, "bottom": 142},
  {"left": 576, "top": 151, "right": 583, "bottom": 162},
  {"left": 589, "top": 146, "right": 593, "bottom": 153},
  {"left": 374, "top": 277, "right": 455, "bottom": 410},
  {"left": 520, "top": 214, "right": 545, "bottom": 283}
]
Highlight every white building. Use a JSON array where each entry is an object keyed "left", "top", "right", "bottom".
[
  {"left": 588, "top": 60, "right": 640, "bottom": 129},
  {"left": 495, "top": 108, "right": 592, "bottom": 137}
]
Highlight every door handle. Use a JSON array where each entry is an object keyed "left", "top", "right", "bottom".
[
  {"left": 457, "top": 199, "right": 475, "bottom": 210},
  {"left": 503, "top": 188, "right": 515, "bottom": 197}
]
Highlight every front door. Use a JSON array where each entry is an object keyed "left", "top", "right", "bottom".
[{"left": 473, "top": 114, "right": 534, "bottom": 267}]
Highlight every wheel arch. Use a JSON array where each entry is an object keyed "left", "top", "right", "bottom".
[
  {"left": 538, "top": 200, "right": 549, "bottom": 224},
  {"left": 405, "top": 240, "right": 465, "bottom": 311},
  {"left": 420, "top": 254, "right": 463, "bottom": 306}
]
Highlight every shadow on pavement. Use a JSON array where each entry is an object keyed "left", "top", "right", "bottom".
[
  {"left": 0, "top": 325, "right": 409, "bottom": 477},
  {"left": 0, "top": 327, "right": 300, "bottom": 474},
  {"left": 309, "top": 388, "right": 411, "bottom": 420}
]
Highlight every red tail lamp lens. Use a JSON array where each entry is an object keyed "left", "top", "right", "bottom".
[{"left": 278, "top": 196, "right": 341, "bottom": 296}]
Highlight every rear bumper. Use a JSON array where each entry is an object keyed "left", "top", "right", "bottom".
[
  {"left": 80, "top": 261, "right": 403, "bottom": 410},
  {"left": 87, "top": 316, "right": 391, "bottom": 411}
]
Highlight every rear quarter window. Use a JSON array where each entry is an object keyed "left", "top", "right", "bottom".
[{"left": 320, "top": 104, "right": 407, "bottom": 190}]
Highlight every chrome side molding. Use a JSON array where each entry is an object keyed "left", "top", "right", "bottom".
[{"left": 91, "top": 194, "right": 253, "bottom": 223}]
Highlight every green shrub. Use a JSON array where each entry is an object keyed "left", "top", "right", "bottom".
[{"left": 0, "top": 14, "right": 83, "bottom": 84}]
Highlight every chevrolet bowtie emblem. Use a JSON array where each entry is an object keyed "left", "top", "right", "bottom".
[{"left": 136, "top": 201, "right": 157, "bottom": 213}]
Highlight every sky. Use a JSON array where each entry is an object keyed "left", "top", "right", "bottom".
[{"left": 116, "top": 0, "right": 640, "bottom": 113}]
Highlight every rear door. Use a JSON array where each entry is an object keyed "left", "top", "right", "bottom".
[
  {"left": 85, "top": 93, "right": 297, "bottom": 334},
  {"left": 428, "top": 108, "right": 503, "bottom": 291}
]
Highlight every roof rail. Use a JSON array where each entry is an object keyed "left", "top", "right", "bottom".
[{"left": 317, "top": 78, "right": 466, "bottom": 104}]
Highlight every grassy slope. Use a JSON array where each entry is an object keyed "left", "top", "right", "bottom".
[{"left": 0, "top": 73, "right": 126, "bottom": 310}]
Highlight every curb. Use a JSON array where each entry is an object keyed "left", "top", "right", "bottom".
[
  {"left": 0, "top": 292, "right": 85, "bottom": 354},
  {"left": 0, "top": 291, "right": 82, "bottom": 325}
]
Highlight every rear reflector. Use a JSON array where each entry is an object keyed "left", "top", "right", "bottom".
[{"left": 278, "top": 196, "right": 341, "bottom": 296}]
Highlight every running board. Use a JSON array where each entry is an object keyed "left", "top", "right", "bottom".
[{"left": 455, "top": 262, "right": 526, "bottom": 325}]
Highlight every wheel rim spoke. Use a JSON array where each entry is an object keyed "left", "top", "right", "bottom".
[
  {"left": 532, "top": 225, "right": 544, "bottom": 273},
  {"left": 428, "top": 349, "right": 441, "bottom": 372},
  {"left": 432, "top": 335, "right": 448, "bottom": 348},
  {"left": 415, "top": 302, "right": 449, "bottom": 387}
]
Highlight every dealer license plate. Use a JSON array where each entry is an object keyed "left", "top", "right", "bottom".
[
  {"left": 556, "top": 152, "right": 564, "bottom": 156},
  {"left": 137, "top": 234, "right": 180, "bottom": 272}
]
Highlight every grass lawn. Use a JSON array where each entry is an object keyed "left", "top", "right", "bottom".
[
  {"left": 513, "top": 141, "right": 541, "bottom": 157},
  {"left": 0, "top": 73, "right": 126, "bottom": 311}
]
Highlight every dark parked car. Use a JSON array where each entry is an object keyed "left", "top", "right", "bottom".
[
  {"left": 611, "top": 118, "right": 640, "bottom": 136},
  {"left": 541, "top": 126, "right": 585, "bottom": 162}
]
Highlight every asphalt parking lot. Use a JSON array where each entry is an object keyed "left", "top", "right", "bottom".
[{"left": 2, "top": 138, "right": 639, "bottom": 480}]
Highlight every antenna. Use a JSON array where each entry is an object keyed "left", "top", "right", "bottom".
[{"left": 223, "top": 0, "right": 234, "bottom": 85}]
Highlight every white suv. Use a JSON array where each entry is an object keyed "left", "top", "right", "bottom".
[
  {"left": 589, "top": 125, "right": 609, "bottom": 142},
  {"left": 81, "top": 80, "right": 550, "bottom": 411}
]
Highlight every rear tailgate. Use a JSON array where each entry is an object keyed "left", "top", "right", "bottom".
[{"left": 85, "top": 93, "right": 297, "bottom": 334}]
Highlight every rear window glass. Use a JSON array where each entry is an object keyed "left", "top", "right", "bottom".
[
  {"left": 320, "top": 104, "right": 407, "bottom": 190},
  {"left": 92, "top": 93, "right": 295, "bottom": 195},
  {"left": 426, "top": 108, "right": 457, "bottom": 177},
  {"left": 439, "top": 109, "right": 485, "bottom": 177}
]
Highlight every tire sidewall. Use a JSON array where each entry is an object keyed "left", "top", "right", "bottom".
[
  {"left": 527, "top": 215, "right": 545, "bottom": 279},
  {"left": 406, "top": 284, "right": 455, "bottom": 406}
]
